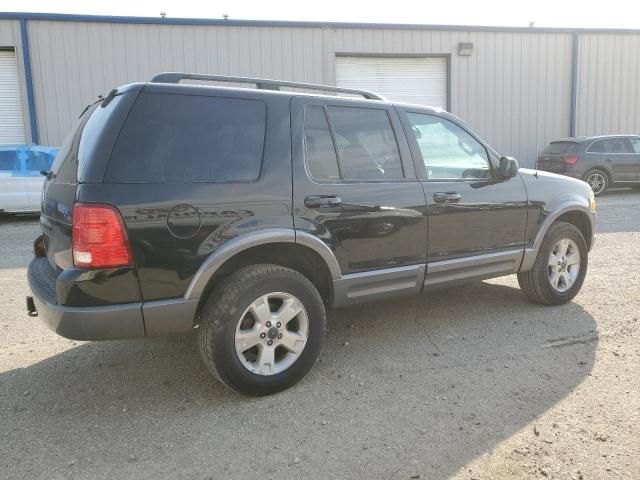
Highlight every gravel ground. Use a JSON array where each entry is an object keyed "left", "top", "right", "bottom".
[{"left": 1, "top": 190, "right": 638, "bottom": 480}]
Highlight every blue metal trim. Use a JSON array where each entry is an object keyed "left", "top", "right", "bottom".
[
  {"left": 19, "top": 18, "right": 38, "bottom": 144},
  {"left": 3, "top": 12, "right": 640, "bottom": 34},
  {"left": 569, "top": 32, "right": 579, "bottom": 137}
]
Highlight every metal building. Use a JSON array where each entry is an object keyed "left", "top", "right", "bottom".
[{"left": 1, "top": 12, "right": 640, "bottom": 166}]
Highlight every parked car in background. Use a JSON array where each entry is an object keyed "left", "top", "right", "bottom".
[
  {"left": 537, "top": 135, "right": 640, "bottom": 195},
  {"left": 0, "top": 145, "right": 58, "bottom": 213}
]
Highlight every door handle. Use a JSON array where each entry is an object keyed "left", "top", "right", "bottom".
[
  {"left": 304, "top": 195, "right": 342, "bottom": 208},
  {"left": 433, "top": 192, "right": 462, "bottom": 203}
]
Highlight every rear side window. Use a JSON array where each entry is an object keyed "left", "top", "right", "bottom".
[
  {"left": 303, "top": 106, "right": 341, "bottom": 180},
  {"left": 106, "top": 93, "right": 266, "bottom": 183},
  {"left": 543, "top": 142, "right": 577, "bottom": 155},
  {"left": 0, "top": 151, "right": 18, "bottom": 171},
  {"left": 50, "top": 104, "right": 97, "bottom": 183},
  {"left": 26, "top": 151, "right": 55, "bottom": 172},
  {"left": 326, "top": 106, "right": 403, "bottom": 180},
  {"left": 630, "top": 138, "right": 640, "bottom": 153},
  {"left": 587, "top": 138, "right": 632, "bottom": 154}
]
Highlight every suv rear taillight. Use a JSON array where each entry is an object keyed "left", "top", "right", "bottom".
[
  {"left": 72, "top": 203, "right": 133, "bottom": 268},
  {"left": 561, "top": 155, "right": 578, "bottom": 165}
]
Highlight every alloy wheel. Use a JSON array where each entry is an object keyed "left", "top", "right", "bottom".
[
  {"left": 548, "top": 238, "right": 581, "bottom": 293},
  {"left": 234, "top": 292, "right": 309, "bottom": 375},
  {"left": 586, "top": 172, "right": 606, "bottom": 195}
]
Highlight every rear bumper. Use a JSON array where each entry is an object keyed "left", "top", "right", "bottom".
[
  {"left": 27, "top": 257, "right": 145, "bottom": 340},
  {"left": 27, "top": 257, "right": 198, "bottom": 340}
]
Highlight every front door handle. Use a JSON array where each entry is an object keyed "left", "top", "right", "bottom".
[
  {"left": 433, "top": 192, "right": 462, "bottom": 203},
  {"left": 304, "top": 195, "right": 342, "bottom": 208}
]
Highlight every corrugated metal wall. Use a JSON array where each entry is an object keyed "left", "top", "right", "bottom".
[
  {"left": 25, "top": 21, "right": 329, "bottom": 146},
  {"left": 575, "top": 33, "right": 640, "bottom": 136},
  {"left": 1, "top": 18, "right": 639, "bottom": 167},
  {"left": 332, "top": 28, "right": 574, "bottom": 163}
]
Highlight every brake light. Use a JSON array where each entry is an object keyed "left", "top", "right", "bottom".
[
  {"left": 72, "top": 203, "right": 133, "bottom": 268},
  {"left": 562, "top": 155, "right": 578, "bottom": 165}
]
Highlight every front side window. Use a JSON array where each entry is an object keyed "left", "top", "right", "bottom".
[
  {"left": 326, "top": 106, "right": 403, "bottom": 180},
  {"left": 407, "top": 113, "right": 490, "bottom": 180},
  {"left": 106, "top": 93, "right": 266, "bottom": 183}
]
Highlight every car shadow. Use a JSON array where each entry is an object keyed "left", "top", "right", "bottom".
[
  {"left": 1, "top": 281, "right": 597, "bottom": 479},
  {"left": 0, "top": 214, "right": 40, "bottom": 270}
]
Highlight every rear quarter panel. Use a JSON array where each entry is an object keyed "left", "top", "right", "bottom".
[{"left": 85, "top": 86, "right": 294, "bottom": 301}]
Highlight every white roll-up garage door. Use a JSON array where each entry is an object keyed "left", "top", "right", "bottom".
[
  {"left": 335, "top": 56, "right": 448, "bottom": 109},
  {"left": 0, "top": 50, "right": 26, "bottom": 145}
]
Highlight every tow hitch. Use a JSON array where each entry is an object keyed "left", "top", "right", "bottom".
[{"left": 26, "top": 296, "right": 38, "bottom": 317}]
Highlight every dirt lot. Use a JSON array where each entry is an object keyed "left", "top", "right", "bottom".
[{"left": 1, "top": 190, "right": 638, "bottom": 480}]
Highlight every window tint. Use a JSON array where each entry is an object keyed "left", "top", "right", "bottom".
[
  {"left": 78, "top": 95, "right": 125, "bottom": 180},
  {"left": 543, "top": 142, "right": 577, "bottom": 155},
  {"left": 303, "top": 106, "right": 340, "bottom": 180},
  {"left": 588, "top": 138, "right": 632, "bottom": 154},
  {"left": 407, "top": 113, "right": 490, "bottom": 180},
  {"left": 50, "top": 104, "right": 96, "bottom": 183},
  {"left": 587, "top": 140, "right": 604, "bottom": 153},
  {"left": 326, "top": 106, "right": 403, "bottom": 180},
  {"left": 106, "top": 93, "right": 266, "bottom": 183},
  {"left": 630, "top": 138, "right": 640, "bottom": 153}
]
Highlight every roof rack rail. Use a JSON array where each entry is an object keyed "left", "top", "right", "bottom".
[{"left": 150, "top": 72, "right": 385, "bottom": 100}]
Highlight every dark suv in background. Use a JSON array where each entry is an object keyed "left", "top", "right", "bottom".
[
  {"left": 27, "top": 74, "right": 596, "bottom": 395},
  {"left": 538, "top": 135, "right": 640, "bottom": 195}
]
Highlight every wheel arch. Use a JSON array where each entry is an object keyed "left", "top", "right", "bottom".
[
  {"left": 520, "top": 204, "right": 595, "bottom": 271},
  {"left": 185, "top": 229, "right": 341, "bottom": 323},
  {"left": 585, "top": 165, "right": 612, "bottom": 177}
]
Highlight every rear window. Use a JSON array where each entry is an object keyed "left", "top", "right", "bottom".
[
  {"left": 542, "top": 142, "right": 578, "bottom": 155},
  {"left": 105, "top": 93, "right": 266, "bottom": 183}
]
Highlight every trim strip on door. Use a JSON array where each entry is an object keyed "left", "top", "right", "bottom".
[{"left": 424, "top": 249, "right": 524, "bottom": 288}]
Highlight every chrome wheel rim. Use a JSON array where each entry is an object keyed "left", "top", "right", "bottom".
[
  {"left": 586, "top": 172, "right": 606, "bottom": 195},
  {"left": 548, "top": 238, "right": 581, "bottom": 293},
  {"left": 234, "top": 292, "right": 309, "bottom": 376}
]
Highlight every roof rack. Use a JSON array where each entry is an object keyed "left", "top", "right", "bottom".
[{"left": 150, "top": 72, "right": 385, "bottom": 100}]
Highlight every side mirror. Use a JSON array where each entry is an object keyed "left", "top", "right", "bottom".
[{"left": 498, "top": 156, "right": 519, "bottom": 178}]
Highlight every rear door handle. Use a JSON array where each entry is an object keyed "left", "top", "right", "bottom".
[
  {"left": 433, "top": 192, "right": 462, "bottom": 203},
  {"left": 304, "top": 195, "right": 342, "bottom": 208}
]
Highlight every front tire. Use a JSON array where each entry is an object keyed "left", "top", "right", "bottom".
[
  {"left": 517, "top": 222, "right": 588, "bottom": 305},
  {"left": 198, "top": 264, "right": 326, "bottom": 396}
]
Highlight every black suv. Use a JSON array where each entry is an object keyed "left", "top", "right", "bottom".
[
  {"left": 27, "top": 73, "right": 596, "bottom": 395},
  {"left": 538, "top": 135, "right": 640, "bottom": 195}
]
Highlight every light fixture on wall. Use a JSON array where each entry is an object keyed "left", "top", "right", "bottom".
[{"left": 458, "top": 42, "right": 474, "bottom": 56}]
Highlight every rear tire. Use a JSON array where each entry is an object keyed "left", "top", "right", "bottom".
[
  {"left": 198, "top": 264, "right": 326, "bottom": 396},
  {"left": 583, "top": 168, "right": 609, "bottom": 196},
  {"left": 517, "top": 222, "right": 588, "bottom": 305}
]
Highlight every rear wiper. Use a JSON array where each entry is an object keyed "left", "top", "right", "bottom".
[{"left": 78, "top": 88, "right": 118, "bottom": 118}]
